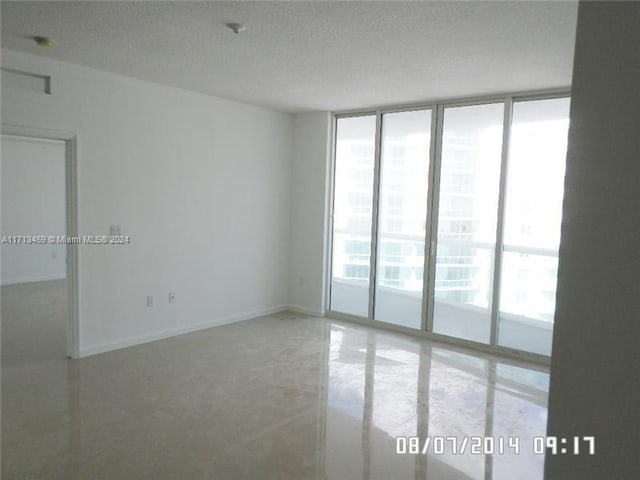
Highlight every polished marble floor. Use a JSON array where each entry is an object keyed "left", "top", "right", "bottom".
[{"left": 2, "top": 280, "right": 550, "bottom": 479}]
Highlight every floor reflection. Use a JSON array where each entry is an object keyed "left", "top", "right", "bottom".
[
  {"left": 2, "top": 291, "right": 549, "bottom": 480},
  {"left": 324, "top": 323, "right": 549, "bottom": 480}
]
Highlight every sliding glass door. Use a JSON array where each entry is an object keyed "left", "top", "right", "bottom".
[
  {"left": 373, "top": 110, "right": 432, "bottom": 329},
  {"left": 498, "top": 97, "right": 570, "bottom": 355},
  {"left": 330, "top": 115, "right": 377, "bottom": 317},
  {"left": 431, "top": 103, "right": 504, "bottom": 344},
  {"left": 329, "top": 93, "right": 570, "bottom": 358}
]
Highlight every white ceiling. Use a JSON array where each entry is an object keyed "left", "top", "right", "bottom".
[{"left": 1, "top": 1, "right": 578, "bottom": 113}]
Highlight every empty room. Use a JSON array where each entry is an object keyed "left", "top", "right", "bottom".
[{"left": 1, "top": 1, "right": 638, "bottom": 479}]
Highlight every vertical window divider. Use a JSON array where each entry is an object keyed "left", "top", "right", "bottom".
[
  {"left": 367, "top": 111, "right": 383, "bottom": 319},
  {"left": 424, "top": 104, "right": 445, "bottom": 333},
  {"left": 325, "top": 115, "right": 338, "bottom": 313},
  {"left": 419, "top": 107, "right": 439, "bottom": 331},
  {"left": 490, "top": 97, "right": 514, "bottom": 346}
]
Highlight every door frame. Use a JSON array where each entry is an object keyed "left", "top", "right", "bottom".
[{"left": 2, "top": 123, "right": 80, "bottom": 358}]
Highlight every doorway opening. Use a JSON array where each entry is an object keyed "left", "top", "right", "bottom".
[{"left": 1, "top": 128, "right": 79, "bottom": 361}]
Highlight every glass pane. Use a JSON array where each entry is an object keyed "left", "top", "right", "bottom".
[
  {"left": 432, "top": 103, "right": 504, "bottom": 344},
  {"left": 499, "top": 97, "right": 570, "bottom": 355},
  {"left": 374, "top": 110, "right": 431, "bottom": 329},
  {"left": 503, "top": 98, "right": 570, "bottom": 251},
  {"left": 330, "top": 116, "right": 376, "bottom": 317},
  {"left": 500, "top": 252, "right": 559, "bottom": 322},
  {"left": 499, "top": 252, "right": 558, "bottom": 355}
]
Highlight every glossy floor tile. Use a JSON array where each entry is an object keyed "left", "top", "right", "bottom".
[{"left": 2, "top": 281, "right": 550, "bottom": 479}]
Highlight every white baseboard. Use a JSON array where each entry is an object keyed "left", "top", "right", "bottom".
[
  {"left": 286, "top": 304, "right": 325, "bottom": 317},
  {"left": 1, "top": 273, "right": 66, "bottom": 286},
  {"left": 79, "top": 304, "right": 288, "bottom": 358}
]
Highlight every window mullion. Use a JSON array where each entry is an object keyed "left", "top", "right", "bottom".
[
  {"left": 490, "top": 97, "right": 514, "bottom": 346},
  {"left": 368, "top": 111, "right": 383, "bottom": 320},
  {"left": 424, "top": 104, "right": 445, "bottom": 333}
]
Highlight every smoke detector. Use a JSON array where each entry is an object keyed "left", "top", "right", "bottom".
[
  {"left": 33, "top": 36, "right": 55, "bottom": 47},
  {"left": 226, "top": 23, "right": 246, "bottom": 34}
]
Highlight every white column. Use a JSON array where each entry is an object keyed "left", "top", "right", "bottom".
[{"left": 546, "top": 2, "right": 640, "bottom": 479}]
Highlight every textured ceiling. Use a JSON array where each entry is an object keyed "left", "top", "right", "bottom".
[{"left": 1, "top": 1, "right": 578, "bottom": 113}]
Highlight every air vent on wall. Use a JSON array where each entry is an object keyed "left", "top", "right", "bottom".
[{"left": 1, "top": 67, "right": 51, "bottom": 94}]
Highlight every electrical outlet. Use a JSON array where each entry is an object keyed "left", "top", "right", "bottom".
[
  {"left": 168, "top": 292, "right": 176, "bottom": 304},
  {"left": 146, "top": 296, "right": 153, "bottom": 307}
]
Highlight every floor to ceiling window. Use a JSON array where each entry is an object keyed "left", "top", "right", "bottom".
[
  {"left": 432, "top": 103, "right": 504, "bottom": 344},
  {"left": 373, "top": 109, "right": 432, "bottom": 329},
  {"left": 329, "top": 92, "right": 570, "bottom": 358},
  {"left": 330, "top": 115, "right": 377, "bottom": 317},
  {"left": 497, "top": 97, "right": 571, "bottom": 355}
]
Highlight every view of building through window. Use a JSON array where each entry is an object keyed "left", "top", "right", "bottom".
[
  {"left": 330, "top": 115, "right": 376, "bottom": 317},
  {"left": 498, "top": 97, "right": 571, "bottom": 353},
  {"left": 330, "top": 96, "right": 570, "bottom": 356},
  {"left": 432, "top": 102, "right": 504, "bottom": 344},
  {"left": 374, "top": 110, "right": 431, "bottom": 329}
]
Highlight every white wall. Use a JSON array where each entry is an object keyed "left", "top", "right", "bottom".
[
  {"left": 288, "top": 112, "right": 331, "bottom": 316},
  {"left": 546, "top": 2, "right": 640, "bottom": 479},
  {"left": 1, "top": 136, "right": 67, "bottom": 285},
  {"left": 1, "top": 49, "right": 293, "bottom": 356}
]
